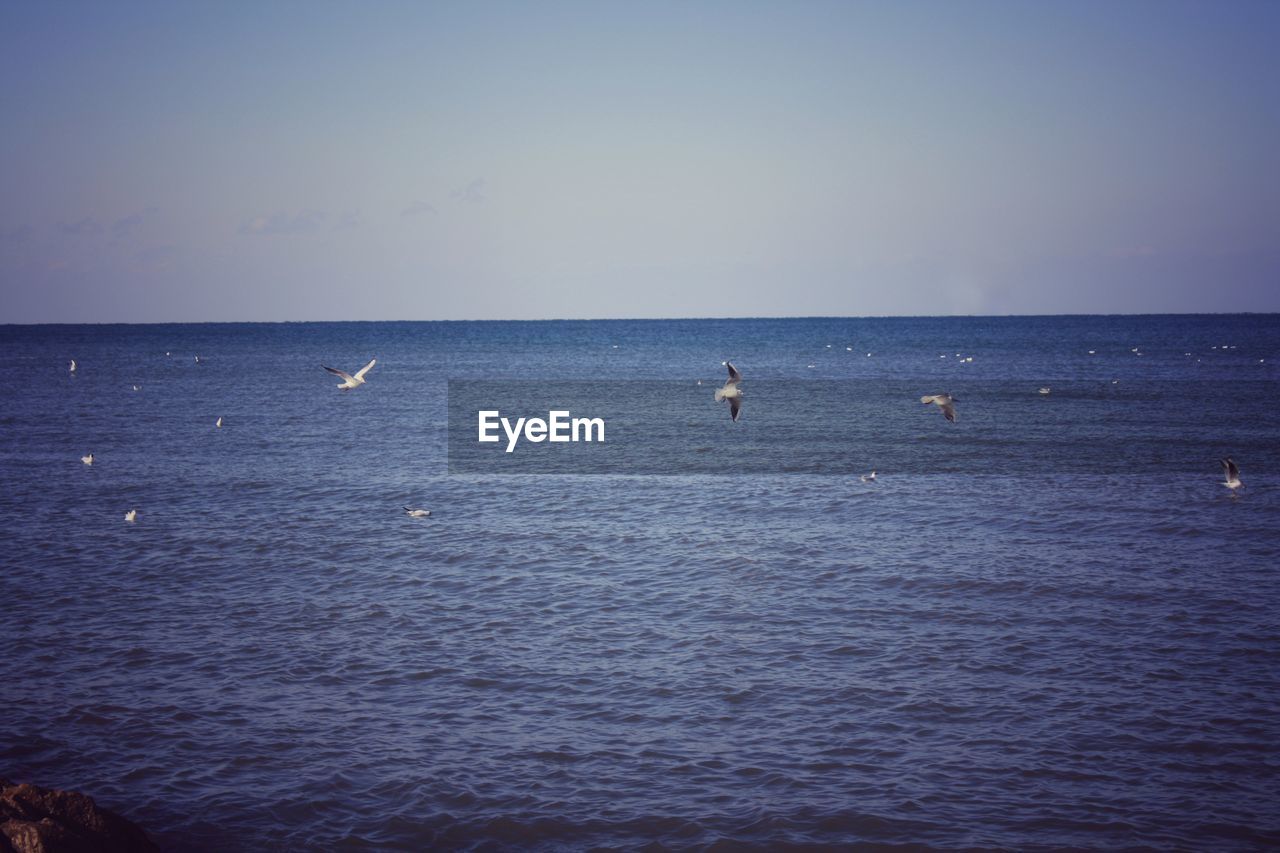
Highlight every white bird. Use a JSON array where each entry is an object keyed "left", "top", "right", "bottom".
[
  {"left": 81, "top": 453, "right": 94, "bottom": 465},
  {"left": 215, "top": 416, "right": 222, "bottom": 428},
  {"left": 714, "top": 361, "right": 743, "bottom": 422},
  {"left": 860, "top": 471, "right": 877, "bottom": 483},
  {"left": 322, "top": 358, "right": 377, "bottom": 390},
  {"left": 1039, "top": 387, "right": 1051, "bottom": 395},
  {"left": 921, "top": 393, "right": 958, "bottom": 423},
  {"left": 404, "top": 506, "right": 432, "bottom": 518},
  {"left": 1221, "top": 458, "right": 1243, "bottom": 495},
  {"left": 124, "top": 509, "right": 138, "bottom": 522},
  {"left": 132, "top": 385, "right": 140, "bottom": 392},
  {"left": 1088, "top": 350, "right": 1096, "bottom": 355},
  {"left": 69, "top": 359, "right": 77, "bottom": 373},
  {"left": 195, "top": 355, "right": 202, "bottom": 363}
]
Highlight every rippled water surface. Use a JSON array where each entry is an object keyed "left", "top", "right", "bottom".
[{"left": 2, "top": 316, "right": 1279, "bottom": 849}]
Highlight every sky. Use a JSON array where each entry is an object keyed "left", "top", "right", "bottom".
[{"left": 1, "top": 0, "right": 1278, "bottom": 322}]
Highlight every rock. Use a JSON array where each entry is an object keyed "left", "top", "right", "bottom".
[{"left": 0, "top": 780, "right": 158, "bottom": 853}]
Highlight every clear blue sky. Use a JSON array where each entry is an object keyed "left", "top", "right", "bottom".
[{"left": 2, "top": 0, "right": 1277, "bottom": 322}]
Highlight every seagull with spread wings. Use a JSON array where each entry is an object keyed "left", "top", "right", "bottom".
[
  {"left": 921, "top": 393, "right": 958, "bottom": 423},
  {"left": 1221, "top": 458, "right": 1243, "bottom": 495},
  {"left": 322, "top": 358, "right": 377, "bottom": 390},
  {"left": 714, "top": 361, "right": 744, "bottom": 422}
]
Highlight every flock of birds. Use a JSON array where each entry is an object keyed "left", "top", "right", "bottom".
[
  {"left": 711, "top": 359, "right": 1247, "bottom": 495},
  {"left": 72, "top": 343, "right": 1252, "bottom": 523},
  {"left": 72, "top": 355, "right": 433, "bottom": 522}
]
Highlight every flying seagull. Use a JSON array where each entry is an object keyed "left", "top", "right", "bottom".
[
  {"left": 404, "top": 506, "right": 432, "bottom": 518},
  {"left": 921, "top": 393, "right": 958, "bottom": 423},
  {"left": 714, "top": 361, "right": 743, "bottom": 421},
  {"left": 1221, "top": 458, "right": 1243, "bottom": 495},
  {"left": 81, "top": 453, "right": 94, "bottom": 465},
  {"left": 124, "top": 509, "right": 138, "bottom": 522},
  {"left": 323, "top": 358, "right": 377, "bottom": 390}
]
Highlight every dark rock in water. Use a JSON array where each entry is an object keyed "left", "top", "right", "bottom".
[{"left": 0, "top": 780, "right": 158, "bottom": 853}]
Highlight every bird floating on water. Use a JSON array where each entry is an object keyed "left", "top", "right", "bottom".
[
  {"left": 323, "top": 358, "right": 376, "bottom": 390},
  {"left": 132, "top": 385, "right": 140, "bottom": 392},
  {"left": 81, "top": 453, "right": 93, "bottom": 465},
  {"left": 404, "top": 506, "right": 431, "bottom": 518},
  {"left": 860, "top": 471, "right": 877, "bottom": 483},
  {"left": 195, "top": 355, "right": 202, "bottom": 364},
  {"left": 714, "top": 361, "right": 743, "bottom": 422},
  {"left": 215, "top": 416, "right": 222, "bottom": 428},
  {"left": 69, "top": 359, "right": 76, "bottom": 373},
  {"left": 921, "top": 393, "right": 958, "bottom": 423},
  {"left": 124, "top": 509, "right": 138, "bottom": 522},
  {"left": 1039, "top": 387, "right": 1051, "bottom": 395},
  {"left": 1221, "top": 458, "right": 1243, "bottom": 495}
]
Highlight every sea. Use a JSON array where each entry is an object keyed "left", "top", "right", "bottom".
[{"left": 1, "top": 314, "right": 1278, "bottom": 850}]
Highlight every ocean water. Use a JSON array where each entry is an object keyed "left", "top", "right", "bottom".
[{"left": 2, "top": 315, "right": 1279, "bottom": 850}]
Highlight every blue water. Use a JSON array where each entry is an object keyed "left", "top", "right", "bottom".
[{"left": 2, "top": 315, "right": 1279, "bottom": 849}]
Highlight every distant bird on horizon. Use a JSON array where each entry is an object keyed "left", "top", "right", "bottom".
[
  {"left": 124, "top": 509, "right": 138, "bottom": 522},
  {"left": 921, "top": 393, "right": 958, "bottom": 423},
  {"left": 81, "top": 452, "right": 93, "bottom": 465},
  {"left": 714, "top": 361, "right": 743, "bottom": 422},
  {"left": 860, "top": 471, "right": 877, "bottom": 483},
  {"left": 404, "top": 506, "right": 431, "bottom": 518},
  {"left": 323, "top": 358, "right": 376, "bottom": 390},
  {"left": 1221, "top": 458, "right": 1243, "bottom": 495}
]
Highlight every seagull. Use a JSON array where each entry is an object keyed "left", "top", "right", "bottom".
[
  {"left": 404, "top": 506, "right": 432, "bottom": 518},
  {"left": 132, "top": 385, "right": 140, "bottom": 392},
  {"left": 81, "top": 453, "right": 94, "bottom": 465},
  {"left": 215, "top": 417, "right": 222, "bottom": 428},
  {"left": 194, "top": 355, "right": 202, "bottom": 363},
  {"left": 860, "top": 471, "right": 877, "bottom": 483},
  {"left": 323, "top": 358, "right": 376, "bottom": 390},
  {"left": 1088, "top": 350, "right": 1096, "bottom": 355},
  {"left": 714, "top": 361, "right": 743, "bottom": 422},
  {"left": 921, "top": 393, "right": 958, "bottom": 423},
  {"left": 69, "top": 359, "right": 77, "bottom": 373},
  {"left": 1221, "top": 458, "right": 1243, "bottom": 495},
  {"left": 1039, "top": 387, "right": 1051, "bottom": 395},
  {"left": 124, "top": 509, "right": 138, "bottom": 522}
]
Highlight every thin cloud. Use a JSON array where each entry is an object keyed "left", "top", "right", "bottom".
[
  {"left": 59, "top": 217, "right": 103, "bottom": 236},
  {"left": 450, "top": 178, "right": 485, "bottom": 204},
  {"left": 400, "top": 200, "right": 436, "bottom": 218},
  {"left": 0, "top": 224, "right": 33, "bottom": 244},
  {"left": 112, "top": 206, "right": 159, "bottom": 238},
  {"left": 334, "top": 210, "right": 365, "bottom": 230},
  {"left": 1111, "top": 245, "right": 1157, "bottom": 258},
  {"left": 238, "top": 210, "right": 327, "bottom": 236}
]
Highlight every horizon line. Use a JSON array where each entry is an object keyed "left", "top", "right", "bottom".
[{"left": 4, "top": 310, "right": 1279, "bottom": 327}]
